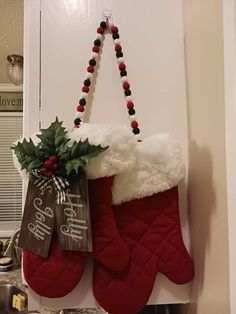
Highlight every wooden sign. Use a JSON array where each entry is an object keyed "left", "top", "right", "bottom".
[
  {"left": 0, "top": 92, "right": 23, "bottom": 111},
  {"left": 18, "top": 172, "right": 92, "bottom": 257},
  {"left": 55, "top": 172, "right": 93, "bottom": 252},
  {"left": 18, "top": 181, "right": 56, "bottom": 258}
]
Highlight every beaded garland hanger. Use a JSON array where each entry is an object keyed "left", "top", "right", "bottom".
[{"left": 74, "top": 20, "right": 141, "bottom": 141}]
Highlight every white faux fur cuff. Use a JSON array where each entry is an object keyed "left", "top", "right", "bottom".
[
  {"left": 13, "top": 123, "right": 137, "bottom": 180},
  {"left": 69, "top": 123, "right": 136, "bottom": 179},
  {"left": 112, "top": 133, "right": 185, "bottom": 205}
]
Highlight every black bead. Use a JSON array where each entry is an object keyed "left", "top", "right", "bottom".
[
  {"left": 128, "top": 109, "right": 135, "bottom": 115},
  {"left": 74, "top": 118, "right": 81, "bottom": 125},
  {"left": 116, "top": 51, "right": 123, "bottom": 58},
  {"left": 89, "top": 59, "right": 96, "bottom": 66},
  {"left": 120, "top": 70, "right": 127, "bottom": 77},
  {"left": 113, "top": 33, "right": 120, "bottom": 40},
  {"left": 94, "top": 39, "right": 101, "bottom": 47},
  {"left": 125, "top": 90, "right": 131, "bottom": 96},
  {"left": 83, "top": 79, "right": 91, "bottom": 87},
  {"left": 100, "top": 21, "right": 107, "bottom": 29},
  {"left": 79, "top": 98, "right": 86, "bottom": 106},
  {"left": 132, "top": 128, "right": 140, "bottom": 135}
]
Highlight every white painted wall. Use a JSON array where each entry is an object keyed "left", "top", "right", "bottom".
[{"left": 24, "top": 0, "right": 192, "bottom": 309}]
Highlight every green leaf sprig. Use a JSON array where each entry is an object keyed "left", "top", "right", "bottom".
[{"left": 11, "top": 118, "right": 108, "bottom": 179}]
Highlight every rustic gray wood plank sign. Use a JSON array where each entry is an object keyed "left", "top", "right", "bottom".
[
  {"left": 18, "top": 172, "right": 92, "bottom": 257},
  {"left": 18, "top": 181, "right": 56, "bottom": 258},
  {"left": 55, "top": 172, "right": 93, "bottom": 252}
]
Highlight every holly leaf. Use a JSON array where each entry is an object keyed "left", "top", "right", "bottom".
[
  {"left": 37, "top": 117, "right": 69, "bottom": 156},
  {"left": 11, "top": 138, "right": 43, "bottom": 172},
  {"left": 65, "top": 158, "right": 85, "bottom": 175},
  {"left": 12, "top": 138, "right": 40, "bottom": 156},
  {"left": 63, "top": 139, "right": 108, "bottom": 176}
]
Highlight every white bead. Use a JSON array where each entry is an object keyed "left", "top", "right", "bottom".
[
  {"left": 75, "top": 111, "right": 85, "bottom": 119},
  {"left": 129, "top": 114, "right": 137, "bottom": 121},
  {"left": 109, "top": 22, "right": 114, "bottom": 30},
  {"left": 96, "top": 33, "right": 103, "bottom": 40},
  {"left": 126, "top": 96, "right": 133, "bottom": 102},
  {"left": 81, "top": 92, "right": 88, "bottom": 99},
  {"left": 121, "top": 76, "right": 129, "bottom": 83},
  {"left": 114, "top": 39, "right": 120, "bottom": 45},
  {"left": 117, "top": 57, "right": 125, "bottom": 64},
  {"left": 85, "top": 72, "right": 93, "bottom": 79},
  {"left": 134, "top": 134, "right": 141, "bottom": 141},
  {"left": 91, "top": 52, "right": 99, "bottom": 59}
]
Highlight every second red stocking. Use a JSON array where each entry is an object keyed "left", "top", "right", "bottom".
[
  {"left": 88, "top": 176, "right": 129, "bottom": 271},
  {"left": 93, "top": 134, "right": 194, "bottom": 314}
]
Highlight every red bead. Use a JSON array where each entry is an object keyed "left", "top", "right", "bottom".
[
  {"left": 123, "top": 82, "right": 130, "bottom": 90},
  {"left": 131, "top": 121, "right": 138, "bottom": 129},
  {"left": 87, "top": 66, "right": 94, "bottom": 73},
  {"left": 119, "top": 63, "right": 126, "bottom": 71},
  {"left": 115, "top": 44, "right": 122, "bottom": 52},
  {"left": 127, "top": 102, "right": 134, "bottom": 109},
  {"left": 97, "top": 27, "right": 104, "bottom": 34},
  {"left": 92, "top": 46, "right": 99, "bottom": 53},
  {"left": 82, "top": 86, "right": 89, "bottom": 93},
  {"left": 111, "top": 26, "right": 119, "bottom": 33},
  {"left": 77, "top": 105, "right": 85, "bottom": 112},
  {"left": 49, "top": 155, "right": 58, "bottom": 163}
]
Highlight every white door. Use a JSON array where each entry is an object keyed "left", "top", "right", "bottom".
[{"left": 25, "top": 0, "right": 191, "bottom": 310}]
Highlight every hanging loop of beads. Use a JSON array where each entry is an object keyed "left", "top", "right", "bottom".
[{"left": 74, "top": 20, "right": 141, "bottom": 141}]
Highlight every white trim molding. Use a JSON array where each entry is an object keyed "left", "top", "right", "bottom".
[
  {"left": 223, "top": 0, "right": 236, "bottom": 313},
  {"left": 24, "top": 0, "right": 41, "bottom": 137},
  {"left": 0, "top": 83, "right": 23, "bottom": 92},
  {"left": 23, "top": 1, "right": 42, "bottom": 303},
  {"left": 0, "top": 112, "right": 23, "bottom": 117}
]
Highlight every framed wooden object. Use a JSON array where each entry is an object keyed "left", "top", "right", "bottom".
[{"left": 0, "top": 84, "right": 23, "bottom": 112}]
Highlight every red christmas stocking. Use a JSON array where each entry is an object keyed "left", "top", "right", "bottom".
[
  {"left": 88, "top": 176, "right": 129, "bottom": 271},
  {"left": 18, "top": 123, "right": 135, "bottom": 298},
  {"left": 93, "top": 134, "right": 194, "bottom": 314},
  {"left": 23, "top": 175, "right": 129, "bottom": 298},
  {"left": 23, "top": 235, "right": 88, "bottom": 298}
]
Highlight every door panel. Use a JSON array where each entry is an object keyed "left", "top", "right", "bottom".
[{"left": 29, "top": 0, "right": 191, "bottom": 308}]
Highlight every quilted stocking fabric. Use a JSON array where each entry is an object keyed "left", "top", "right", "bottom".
[
  {"left": 23, "top": 235, "right": 88, "bottom": 298},
  {"left": 114, "top": 186, "right": 194, "bottom": 284},
  {"left": 88, "top": 176, "right": 129, "bottom": 271},
  {"left": 93, "top": 134, "right": 194, "bottom": 314}
]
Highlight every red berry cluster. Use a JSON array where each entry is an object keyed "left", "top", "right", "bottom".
[
  {"left": 74, "top": 20, "right": 141, "bottom": 141},
  {"left": 40, "top": 155, "right": 59, "bottom": 178}
]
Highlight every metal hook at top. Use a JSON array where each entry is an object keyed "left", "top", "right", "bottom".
[{"left": 102, "top": 9, "right": 113, "bottom": 27}]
